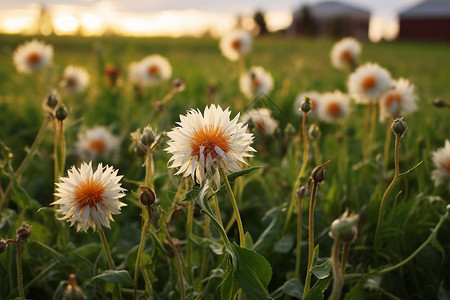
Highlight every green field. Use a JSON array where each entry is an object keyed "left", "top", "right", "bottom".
[{"left": 0, "top": 34, "right": 449, "bottom": 299}]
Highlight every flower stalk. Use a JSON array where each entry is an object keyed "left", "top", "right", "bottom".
[{"left": 98, "top": 229, "right": 122, "bottom": 300}]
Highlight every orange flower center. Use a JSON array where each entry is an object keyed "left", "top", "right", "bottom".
[
  {"left": 67, "top": 76, "right": 78, "bottom": 87},
  {"left": 340, "top": 50, "right": 352, "bottom": 61},
  {"left": 445, "top": 158, "right": 450, "bottom": 174},
  {"left": 75, "top": 179, "right": 105, "bottom": 208},
  {"left": 361, "top": 75, "right": 377, "bottom": 90},
  {"left": 252, "top": 77, "right": 261, "bottom": 88},
  {"left": 27, "top": 52, "right": 41, "bottom": 64},
  {"left": 327, "top": 102, "right": 341, "bottom": 116},
  {"left": 191, "top": 125, "right": 230, "bottom": 160},
  {"left": 231, "top": 39, "right": 241, "bottom": 50},
  {"left": 148, "top": 65, "right": 160, "bottom": 76},
  {"left": 89, "top": 139, "right": 107, "bottom": 153},
  {"left": 254, "top": 119, "right": 266, "bottom": 132},
  {"left": 385, "top": 92, "right": 402, "bottom": 107},
  {"left": 310, "top": 99, "right": 317, "bottom": 110}
]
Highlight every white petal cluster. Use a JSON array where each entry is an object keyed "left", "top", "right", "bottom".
[
  {"left": 317, "top": 91, "right": 351, "bottom": 123},
  {"left": 75, "top": 126, "right": 121, "bottom": 162},
  {"left": 348, "top": 63, "right": 392, "bottom": 103},
  {"left": 239, "top": 66, "right": 273, "bottom": 99},
  {"left": 13, "top": 39, "right": 53, "bottom": 74},
  {"left": 166, "top": 105, "right": 255, "bottom": 184},
  {"left": 52, "top": 162, "right": 126, "bottom": 232},
  {"left": 241, "top": 108, "right": 278, "bottom": 136},
  {"left": 379, "top": 78, "right": 418, "bottom": 121},
  {"left": 431, "top": 140, "right": 450, "bottom": 191},
  {"left": 219, "top": 29, "right": 252, "bottom": 61},
  {"left": 330, "top": 37, "right": 361, "bottom": 71},
  {"left": 128, "top": 54, "right": 172, "bottom": 86},
  {"left": 294, "top": 91, "right": 323, "bottom": 118},
  {"left": 60, "top": 65, "right": 90, "bottom": 94}
]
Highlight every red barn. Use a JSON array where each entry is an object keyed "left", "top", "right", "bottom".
[{"left": 398, "top": 0, "right": 450, "bottom": 41}]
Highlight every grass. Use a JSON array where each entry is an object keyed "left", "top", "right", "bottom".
[{"left": 0, "top": 33, "right": 449, "bottom": 299}]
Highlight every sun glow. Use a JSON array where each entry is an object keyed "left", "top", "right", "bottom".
[{"left": 53, "top": 15, "right": 80, "bottom": 35}]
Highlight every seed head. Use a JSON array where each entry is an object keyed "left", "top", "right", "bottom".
[
  {"left": 16, "top": 223, "right": 31, "bottom": 242},
  {"left": 172, "top": 78, "right": 185, "bottom": 92},
  {"left": 308, "top": 124, "right": 321, "bottom": 140},
  {"left": 139, "top": 186, "right": 156, "bottom": 207},
  {"left": 301, "top": 96, "right": 312, "bottom": 113},
  {"left": 140, "top": 126, "right": 156, "bottom": 147},
  {"left": 391, "top": 117, "right": 407, "bottom": 137},
  {"left": 55, "top": 105, "right": 68, "bottom": 121},
  {"left": 44, "top": 91, "right": 60, "bottom": 109},
  {"left": 284, "top": 123, "right": 296, "bottom": 137},
  {"left": 329, "top": 212, "right": 359, "bottom": 243},
  {"left": 296, "top": 185, "right": 307, "bottom": 199},
  {"left": 432, "top": 97, "right": 447, "bottom": 108}
]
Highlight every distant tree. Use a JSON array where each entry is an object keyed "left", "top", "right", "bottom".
[
  {"left": 296, "top": 5, "right": 315, "bottom": 36},
  {"left": 253, "top": 10, "right": 268, "bottom": 35}
]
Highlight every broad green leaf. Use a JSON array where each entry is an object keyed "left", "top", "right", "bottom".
[
  {"left": 304, "top": 272, "right": 332, "bottom": 300},
  {"left": 180, "top": 183, "right": 202, "bottom": 202},
  {"left": 244, "top": 232, "right": 254, "bottom": 249},
  {"left": 227, "top": 167, "right": 261, "bottom": 182},
  {"left": 221, "top": 264, "right": 240, "bottom": 300},
  {"left": 270, "top": 278, "right": 303, "bottom": 299},
  {"left": 312, "top": 244, "right": 320, "bottom": 266},
  {"left": 253, "top": 207, "right": 283, "bottom": 254},
  {"left": 274, "top": 234, "right": 294, "bottom": 254},
  {"left": 343, "top": 282, "right": 364, "bottom": 300},
  {"left": 311, "top": 258, "right": 332, "bottom": 279},
  {"left": 90, "top": 270, "right": 133, "bottom": 286}
]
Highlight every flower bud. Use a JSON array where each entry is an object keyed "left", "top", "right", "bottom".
[
  {"left": 140, "top": 126, "right": 155, "bottom": 146},
  {"left": 154, "top": 100, "right": 165, "bottom": 112},
  {"left": 310, "top": 160, "right": 330, "bottom": 184},
  {"left": 44, "top": 91, "right": 60, "bottom": 109},
  {"left": 139, "top": 186, "right": 156, "bottom": 207},
  {"left": 172, "top": 78, "right": 185, "bottom": 92},
  {"left": 62, "top": 274, "right": 86, "bottom": 300},
  {"left": 432, "top": 97, "right": 447, "bottom": 108},
  {"left": 55, "top": 105, "right": 68, "bottom": 121},
  {"left": 0, "top": 240, "right": 7, "bottom": 254},
  {"left": 391, "top": 117, "right": 407, "bottom": 137},
  {"left": 16, "top": 223, "right": 31, "bottom": 242},
  {"left": 284, "top": 123, "right": 296, "bottom": 137},
  {"left": 300, "top": 96, "right": 312, "bottom": 113},
  {"left": 296, "top": 186, "right": 307, "bottom": 199},
  {"left": 308, "top": 124, "right": 321, "bottom": 140},
  {"left": 329, "top": 212, "right": 359, "bottom": 243},
  {"left": 134, "top": 143, "right": 147, "bottom": 157}
]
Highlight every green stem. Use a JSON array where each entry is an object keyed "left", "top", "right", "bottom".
[
  {"left": 383, "top": 117, "right": 394, "bottom": 172},
  {"left": 367, "top": 103, "right": 378, "bottom": 159},
  {"left": 284, "top": 111, "right": 308, "bottom": 234},
  {"left": 16, "top": 241, "right": 25, "bottom": 300},
  {"left": 161, "top": 87, "right": 177, "bottom": 104},
  {"left": 98, "top": 229, "right": 123, "bottom": 300},
  {"left": 374, "top": 133, "right": 400, "bottom": 254},
  {"left": 340, "top": 242, "right": 350, "bottom": 278},
  {"left": 133, "top": 209, "right": 151, "bottom": 300},
  {"left": 0, "top": 114, "right": 51, "bottom": 209},
  {"left": 303, "top": 181, "right": 318, "bottom": 298},
  {"left": 295, "top": 192, "right": 304, "bottom": 277},
  {"left": 329, "top": 239, "right": 342, "bottom": 300},
  {"left": 163, "top": 227, "right": 186, "bottom": 300},
  {"left": 57, "top": 120, "right": 66, "bottom": 178},
  {"left": 220, "top": 169, "right": 245, "bottom": 247},
  {"left": 213, "top": 193, "right": 224, "bottom": 228},
  {"left": 362, "top": 104, "right": 371, "bottom": 160},
  {"left": 185, "top": 200, "right": 194, "bottom": 283},
  {"left": 144, "top": 149, "right": 154, "bottom": 189},
  {"left": 198, "top": 215, "right": 210, "bottom": 291}
]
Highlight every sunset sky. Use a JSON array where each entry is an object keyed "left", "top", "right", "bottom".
[{"left": 0, "top": 0, "right": 423, "bottom": 41}]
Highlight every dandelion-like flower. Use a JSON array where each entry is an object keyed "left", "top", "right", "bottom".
[
  {"left": 379, "top": 78, "right": 418, "bottom": 121},
  {"left": 75, "top": 126, "right": 120, "bottom": 162},
  {"left": 294, "top": 91, "right": 322, "bottom": 118},
  {"left": 219, "top": 29, "right": 252, "bottom": 61},
  {"left": 129, "top": 55, "right": 172, "bottom": 86},
  {"left": 52, "top": 162, "right": 126, "bottom": 232},
  {"left": 239, "top": 66, "right": 273, "bottom": 99},
  {"left": 241, "top": 108, "right": 278, "bottom": 136},
  {"left": 317, "top": 91, "right": 350, "bottom": 123},
  {"left": 431, "top": 140, "right": 450, "bottom": 191},
  {"left": 330, "top": 37, "right": 361, "bottom": 71},
  {"left": 166, "top": 104, "right": 255, "bottom": 184},
  {"left": 60, "top": 65, "right": 90, "bottom": 94},
  {"left": 348, "top": 63, "right": 392, "bottom": 103},
  {"left": 13, "top": 39, "right": 53, "bottom": 74}
]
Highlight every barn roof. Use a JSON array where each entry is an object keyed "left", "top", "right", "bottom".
[
  {"left": 307, "top": 1, "right": 370, "bottom": 19},
  {"left": 400, "top": 0, "right": 450, "bottom": 18}
]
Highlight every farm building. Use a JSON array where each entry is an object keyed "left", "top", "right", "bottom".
[
  {"left": 288, "top": 1, "right": 370, "bottom": 39},
  {"left": 398, "top": 0, "right": 450, "bottom": 41}
]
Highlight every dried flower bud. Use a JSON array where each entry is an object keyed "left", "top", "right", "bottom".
[
  {"left": 296, "top": 186, "right": 307, "bottom": 199},
  {"left": 44, "top": 91, "right": 60, "bottom": 109},
  {"left": 62, "top": 274, "right": 86, "bottom": 300},
  {"left": 16, "top": 223, "right": 31, "bottom": 242},
  {"left": 55, "top": 105, "right": 68, "bottom": 121},
  {"left": 300, "top": 96, "right": 312, "bottom": 113},
  {"left": 140, "top": 126, "right": 156, "bottom": 146},
  {"left": 432, "top": 97, "right": 447, "bottom": 108},
  {"left": 154, "top": 100, "right": 165, "bottom": 113},
  {"left": 391, "top": 117, "right": 407, "bottom": 137},
  {"left": 329, "top": 212, "right": 359, "bottom": 243},
  {"left": 310, "top": 161, "right": 330, "bottom": 184},
  {"left": 0, "top": 240, "right": 7, "bottom": 254},
  {"left": 172, "top": 78, "right": 185, "bottom": 92},
  {"left": 308, "top": 124, "right": 321, "bottom": 140},
  {"left": 284, "top": 123, "right": 296, "bottom": 137},
  {"left": 139, "top": 186, "right": 156, "bottom": 207}
]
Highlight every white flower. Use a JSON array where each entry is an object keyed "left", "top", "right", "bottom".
[
  {"left": 75, "top": 126, "right": 121, "bottom": 162},
  {"left": 241, "top": 108, "right": 278, "bottom": 136},
  {"left": 166, "top": 104, "right": 255, "bottom": 184},
  {"left": 239, "top": 66, "right": 273, "bottom": 99},
  {"left": 330, "top": 37, "right": 361, "bottom": 71},
  {"left": 52, "top": 162, "right": 126, "bottom": 232},
  {"left": 431, "top": 140, "right": 450, "bottom": 191},
  {"left": 219, "top": 29, "right": 252, "bottom": 61},
  {"left": 13, "top": 39, "right": 53, "bottom": 74},
  {"left": 379, "top": 78, "right": 418, "bottom": 121},
  {"left": 60, "top": 65, "right": 90, "bottom": 94},
  {"left": 318, "top": 91, "right": 351, "bottom": 123},
  {"left": 294, "top": 91, "right": 323, "bottom": 118},
  {"left": 129, "top": 55, "right": 172, "bottom": 86},
  {"left": 348, "top": 63, "right": 392, "bottom": 103}
]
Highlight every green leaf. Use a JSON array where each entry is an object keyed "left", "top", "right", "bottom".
[
  {"left": 304, "top": 272, "right": 332, "bottom": 300},
  {"left": 180, "top": 183, "right": 202, "bottom": 202},
  {"left": 343, "top": 282, "right": 364, "bottom": 300},
  {"left": 244, "top": 232, "right": 254, "bottom": 249},
  {"left": 90, "top": 270, "right": 133, "bottom": 286},
  {"left": 227, "top": 167, "right": 261, "bottom": 182},
  {"left": 253, "top": 207, "right": 283, "bottom": 254},
  {"left": 274, "top": 234, "right": 294, "bottom": 254},
  {"left": 312, "top": 244, "right": 320, "bottom": 266},
  {"left": 221, "top": 264, "right": 240, "bottom": 300},
  {"left": 271, "top": 278, "right": 303, "bottom": 299},
  {"left": 311, "top": 259, "right": 332, "bottom": 279}
]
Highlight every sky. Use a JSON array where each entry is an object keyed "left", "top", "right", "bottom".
[{"left": 0, "top": 0, "right": 424, "bottom": 40}]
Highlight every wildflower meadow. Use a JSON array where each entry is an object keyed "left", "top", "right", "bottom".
[{"left": 0, "top": 33, "right": 449, "bottom": 300}]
